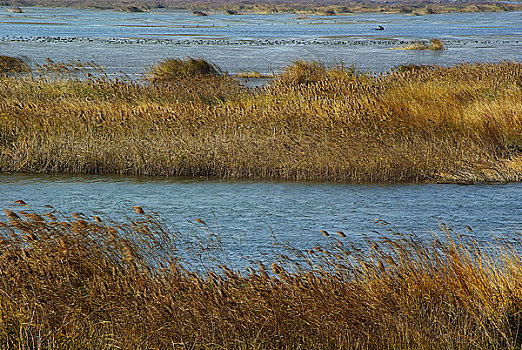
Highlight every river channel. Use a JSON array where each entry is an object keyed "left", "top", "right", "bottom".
[{"left": 1, "top": 174, "right": 520, "bottom": 265}]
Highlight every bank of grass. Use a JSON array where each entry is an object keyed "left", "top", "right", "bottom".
[
  {"left": 0, "top": 60, "right": 521, "bottom": 183},
  {"left": 1, "top": 204, "right": 522, "bottom": 349}
]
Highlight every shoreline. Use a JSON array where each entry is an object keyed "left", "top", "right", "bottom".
[
  {"left": 0, "top": 169, "right": 520, "bottom": 185},
  {"left": 3, "top": 1, "right": 522, "bottom": 15}
]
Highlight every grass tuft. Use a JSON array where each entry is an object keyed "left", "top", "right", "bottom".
[
  {"left": 395, "top": 38, "right": 445, "bottom": 50},
  {"left": 279, "top": 60, "right": 328, "bottom": 85},
  {"left": 395, "top": 63, "right": 432, "bottom": 72},
  {"left": 278, "top": 60, "right": 356, "bottom": 85},
  {"left": 147, "top": 57, "right": 221, "bottom": 82}
]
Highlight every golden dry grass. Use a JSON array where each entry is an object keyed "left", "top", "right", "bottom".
[
  {"left": 395, "top": 38, "right": 445, "bottom": 50},
  {"left": 1, "top": 204, "right": 522, "bottom": 349},
  {"left": 147, "top": 57, "right": 221, "bottom": 82},
  {"left": 0, "top": 61, "right": 521, "bottom": 183}
]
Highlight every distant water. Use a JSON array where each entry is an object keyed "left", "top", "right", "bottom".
[
  {"left": 0, "top": 7, "right": 520, "bottom": 76},
  {"left": 1, "top": 174, "right": 520, "bottom": 265}
]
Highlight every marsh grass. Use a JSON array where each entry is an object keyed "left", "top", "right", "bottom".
[
  {"left": 147, "top": 57, "right": 221, "bottom": 82},
  {"left": 279, "top": 60, "right": 356, "bottom": 85},
  {"left": 395, "top": 63, "right": 433, "bottom": 72},
  {"left": 0, "top": 61, "right": 521, "bottom": 183},
  {"left": 395, "top": 38, "right": 445, "bottom": 50},
  {"left": 1, "top": 204, "right": 522, "bottom": 349},
  {"left": 279, "top": 60, "right": 329, "bottom": 85},
  {"left": 0, "top": 55, "right": 31, "bottom": 75}
]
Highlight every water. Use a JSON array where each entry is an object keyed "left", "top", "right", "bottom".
[
  {"left": 1, "top": 174, "right": 521, "bottom": 265},
  {"left": 0, "top": 7, "right": 521, "bottom": 76}
]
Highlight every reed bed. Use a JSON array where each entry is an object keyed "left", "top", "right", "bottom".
[
  {"left": 1, "top": 203, "right": 522, "bottom": 349},
  {"left": 0, "top": 61, "right": 521, "bottom": 183}
]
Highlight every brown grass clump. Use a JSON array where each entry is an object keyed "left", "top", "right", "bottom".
[
  {"left": 147, "top": 57, "right": 221, "bottom": 82},
  {"left": 1, "top": 204, "right": 522, "bottom": 349},
  {"left": 0, "top": 60, "right": 521, "bottom": 183},
  {"left": 192, "top": 10, "right": 208, "bottom": 16},
  {"left": 279, "top": 60, "right": 356, "bottom": 85},
  {"left": 7, "top": 6, "right": 24, "bottom": 13},
  {"left": 0, "top": 55, "right": 31, "bottom": 75},
  {"left": 395, "top": 38, "right": 445, "bottom": 50},
  {"left": 279, "top": 60, "right": 329, "bottom": 85},
  {"left": 395, "top": 63, "right": 432, "bottom": 72},
  {"left": 428, "top": 38, "right": 445, "bottom": 50}
]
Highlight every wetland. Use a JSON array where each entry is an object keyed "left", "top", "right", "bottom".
[{"left": 0, "top": 5, "right": 521, "bottom": 349}]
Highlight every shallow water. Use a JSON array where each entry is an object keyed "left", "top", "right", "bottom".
[
  {"left": 1, "top": 7, "right": 521, "bottom": 76},
  {"left": 1, "top": 174, "right": 520, "bottom": 265}
]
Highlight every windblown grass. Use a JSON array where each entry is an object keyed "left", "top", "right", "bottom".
[
  {"left": 0, "top": 61, "right": 521, "bottom": 183},
  {"left": 1, "top": 203, "right": 522, "bottom": 349}
]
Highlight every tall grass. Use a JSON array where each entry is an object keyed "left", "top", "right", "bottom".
[
  {"left": 0, "top": 61, "right": 521, "bottom": 183},
  {"left": 1, "top": 204, "right": 522, "bottom": 349}
]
